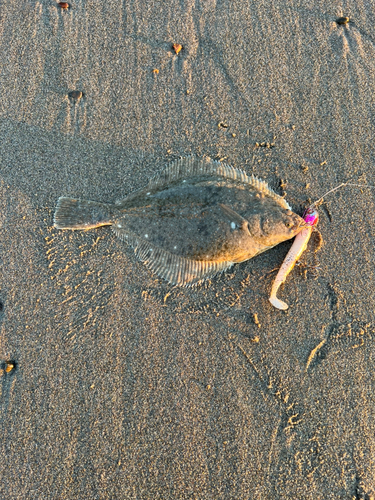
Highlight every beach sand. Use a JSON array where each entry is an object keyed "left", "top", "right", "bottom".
[{"left": 1, "top": 0, "right": 375, "bottom": 498}]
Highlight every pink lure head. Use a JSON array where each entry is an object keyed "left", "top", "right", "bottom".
[{"left": 303, "top": 207, "right": 319, "bottom": 227}]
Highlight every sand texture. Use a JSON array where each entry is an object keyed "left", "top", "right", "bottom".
[{"left": 1, "top": 0, "right": 375, "bottom": 498}]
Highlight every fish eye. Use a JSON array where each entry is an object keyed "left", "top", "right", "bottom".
[{"left": 285, "top": 222, "right": 293, "bottom": 228}]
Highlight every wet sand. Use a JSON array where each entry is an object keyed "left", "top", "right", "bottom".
[{"left": 1, "top": 1, "right": 375, "bottom": 498}]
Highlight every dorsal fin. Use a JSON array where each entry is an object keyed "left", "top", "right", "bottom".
[
  {"left": 112, "top": 226, "right": 233, "bottom": 286},
  {"left": 145, "top": 156, "right": 291, "bottom": 210}
]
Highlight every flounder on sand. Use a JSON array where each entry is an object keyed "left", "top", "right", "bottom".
[{"left": 53, "top": 157, "right": 305, "bottom": 285}]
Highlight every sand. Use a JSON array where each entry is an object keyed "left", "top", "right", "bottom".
[{"left": 1, "top": 0, "right": 375, "bottom": 498}]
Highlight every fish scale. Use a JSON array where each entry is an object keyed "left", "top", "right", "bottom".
[{"left": 54, "top": 157, "right": 306, "bottom": 285}]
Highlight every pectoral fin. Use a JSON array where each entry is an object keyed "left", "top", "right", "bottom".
[{"left": 219, "top": 204, "right": 250, "bottom": 231}]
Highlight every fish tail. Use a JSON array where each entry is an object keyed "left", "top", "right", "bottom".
[{"left": 53, "top": 197, "right": 114, "bottom": 230}]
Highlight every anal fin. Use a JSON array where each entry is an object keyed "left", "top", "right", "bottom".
[{"left": 112, "top": 226, "right": 233, "bottom": 286}]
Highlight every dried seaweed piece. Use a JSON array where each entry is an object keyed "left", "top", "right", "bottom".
[{"left": 172, "top": 43, "right": 182, "bottom": 54}]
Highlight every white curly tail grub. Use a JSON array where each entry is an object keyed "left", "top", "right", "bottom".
[
  {"left": 269, "top": 180, "right": 375, "bottom": 310},
  {"left": 269, "top": 207, "right": 319, "bottom": 310}
]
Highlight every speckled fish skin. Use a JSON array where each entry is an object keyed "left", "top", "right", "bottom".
[{"left": 54, "top": 157, "right": 306, "bottom": 285}]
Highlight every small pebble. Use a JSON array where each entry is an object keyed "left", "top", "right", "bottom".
[
  {"left": 58, "top": 2, "right": 70, "bottom": 8},
  {"left": 5, "top": 361, "right": 15, "bottom": 373},
  {"left": 152, "top": 68, "right": 159, "bottom": 74},
  {"left": 68, "top": 90, "right": 83, "bottom": 100},
  {"left": 336, "top": 17, "right": 349, "bottom": 25},
  {"left": 172, "top": 43, "right": 182, "bottom": 54}
]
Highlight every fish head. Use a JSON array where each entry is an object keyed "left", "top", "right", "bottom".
[{"left": 247, "top": 208, "right": 305, "bottom": 247}]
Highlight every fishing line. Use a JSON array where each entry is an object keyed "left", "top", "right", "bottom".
[{"left": 311, "top": 182, "right": 375, "bottom": 208}]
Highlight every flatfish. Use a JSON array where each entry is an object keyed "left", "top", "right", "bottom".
[{"left": 53, "top": 157, "right": 305, "bottom": 285}]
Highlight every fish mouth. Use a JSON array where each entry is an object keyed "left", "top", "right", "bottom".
[{"left": 294, "top": 218, "right": 309, "bottom": 232}]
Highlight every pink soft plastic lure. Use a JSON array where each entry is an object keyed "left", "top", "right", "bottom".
[
  {"left": 269, "top": 206, "right": 319, "bottom": 310},
  {"left": 268, "top": 180, "right": 375, "bottom": 310}
]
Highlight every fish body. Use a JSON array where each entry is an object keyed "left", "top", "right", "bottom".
[{"left": 54, "top": 157, "right": 305, "bottom": 285}]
